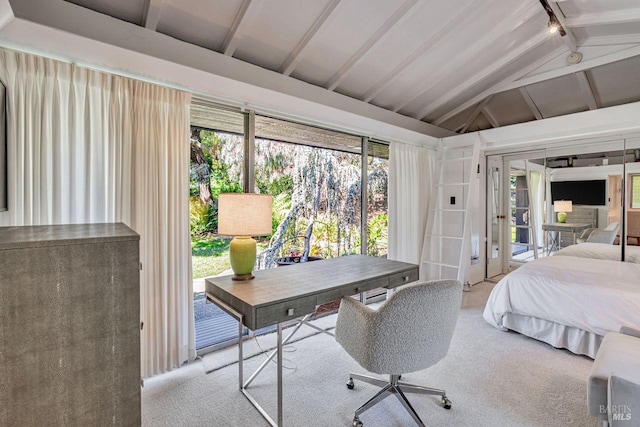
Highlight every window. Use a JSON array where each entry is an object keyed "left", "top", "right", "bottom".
[
  {"left": 631, "top": 174, "right": 640, "bottom": 209},
  {"left": 190, "top": 105, "right": 390, "bottom": 353}
]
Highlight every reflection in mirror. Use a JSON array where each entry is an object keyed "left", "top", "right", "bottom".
[
  {"left": 509, "top": 158, "right": 546, "bottom": 263},
  {"left": 490, "top": 165, "right": 500, "bottom": 260},
  {"left": 543, "top": 140, "right": 624, "bottom": 261},
  {"left": 470, "top": 163, "right": 480, "bottom": 265},
  {"left": 624, "top": 137, "right": 640, "bottom": 263}
]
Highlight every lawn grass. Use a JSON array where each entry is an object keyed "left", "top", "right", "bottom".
[
  {"left": 191, "top": 235, "right": 232, "bottom": 279},
  {"left": 191, "top": 234, "right": 269, "bottom": 279}
]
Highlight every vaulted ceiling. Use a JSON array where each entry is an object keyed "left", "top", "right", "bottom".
[{"left": 10, "top": 0, "right": 640, "bottom": 135}]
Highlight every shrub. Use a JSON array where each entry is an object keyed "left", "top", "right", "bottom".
[{"left": 190, "top": 198, "right": 215, "bottom": 235}]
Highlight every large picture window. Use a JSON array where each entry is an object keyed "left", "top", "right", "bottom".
[{"left": 189, "top": 103, "right": 389, "bottom": 352}]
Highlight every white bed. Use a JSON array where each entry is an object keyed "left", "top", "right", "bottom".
[
  {"left": 553, "top": 242, "right": 640, "bottom": 263},
  {"left": 483, "top": 255, "right": 640, "bottom": 358}
]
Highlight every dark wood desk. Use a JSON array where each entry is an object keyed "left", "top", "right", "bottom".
[{"left": 205, "top": 255, "right": 419, "bottom": 426}]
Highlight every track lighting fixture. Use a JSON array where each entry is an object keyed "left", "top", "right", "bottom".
[
  {"left": 539, "top": 0, "right": 566, "bottom": 36},
  {"left": 548, "top": 16, "right": 560, "bottom": 34}
]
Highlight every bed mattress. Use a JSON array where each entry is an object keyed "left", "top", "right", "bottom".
[
  {"left": 483, "top": 255, "right": 640, "bottom": 357},
  {"left": 553, "top": 242, "right": 640, "bottom": 263}
]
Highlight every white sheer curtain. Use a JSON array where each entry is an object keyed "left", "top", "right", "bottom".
[
  {"left": 0, "top": 49, "right": 195, "bottom": 377},
  {"left": 388, "top": 142, "right": 434, "bottom": 265}
]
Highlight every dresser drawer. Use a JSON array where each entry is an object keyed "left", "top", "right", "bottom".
[
  {"left": 254, "top": 295, "right": 318, "bottom": 329},
  {"left": 389, "top": 268, "right": 418, "bottom": 288}
]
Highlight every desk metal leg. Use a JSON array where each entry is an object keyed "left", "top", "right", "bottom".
[
  {"left": 238, "top": 316, "right": 243, "bottom": 390},
  {"left": 208, "top": 293, "right": 338, "bottom": 427},
  {"left": 277, "top": 323, "right": 283, "bottom": 427}
]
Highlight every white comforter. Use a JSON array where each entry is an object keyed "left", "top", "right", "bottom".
[
  {"left": 553, "top": 242, "right": 640, "bottom": 263},
  {"left": 483, "top": 256, "right": 640, "bottom": 339}
]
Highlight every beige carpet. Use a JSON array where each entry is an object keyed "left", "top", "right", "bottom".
[{"left": 142, "top": 282, "right": 599, "bottom": 426}]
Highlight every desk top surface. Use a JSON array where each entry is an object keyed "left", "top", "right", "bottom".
[{"left": 205, "top": 255, "right": 417, "bottom": 309}]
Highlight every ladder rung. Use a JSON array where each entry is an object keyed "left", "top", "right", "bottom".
[
  {"left": 430, "top": 208, "right": 465, "bottom": 212},
  {"left": 435, "top": 183, "right": 469, "bottom": 187},
  {"left": 512, "top": 243, "right": 536, "bottom": 247},
  {"left": 514, "top": 206, "right": 530, "bottom": 209},
  {"left": 426, "top": 234, "right": 463, "bottom": 240},
  {"left": 511, "top": 225, "right": 532, "bottom": 229},
  {"left": 422, "top": 261, "right": 458, "bottom": 269}
]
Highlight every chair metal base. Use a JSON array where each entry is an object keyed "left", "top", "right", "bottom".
[{"left": 347, "top": 373, "right": 451, "bottom": 427}]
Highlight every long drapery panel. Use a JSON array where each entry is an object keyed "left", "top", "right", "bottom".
[
  {"left": 388, "top": 142, "right": 433, "bottom": 266},
  {"left": 0, "top": 49, "right": 195, "bottom": 377}
]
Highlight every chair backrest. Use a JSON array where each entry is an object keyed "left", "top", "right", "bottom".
[
  {"left": 605, "top": 222, "right": 620, "bottom": 232},
  {"left": 342, "top": 280, "right": 462, "bottom": 375},
  {"left": 586, "top": 228, "right": 618, "bottom": 244}
]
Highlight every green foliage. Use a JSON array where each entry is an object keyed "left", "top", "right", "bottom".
[
  {"left": 272, "top": 193, "right": 292, "bottom": 235},
  {"left": 367, "top": 213, "right": 388, "bottom": 256},
  {"left": 189, "top": 198, "right": 215, "bottom": 235}
]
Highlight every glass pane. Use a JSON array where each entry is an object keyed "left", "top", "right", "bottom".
[
  {"left": 189, "top": 107, "right": 246, "bottom": 351},
  {"left": 631, "top": 175, "right": 640, "bottom": 209},
  {"left": 489, "top": 165, "right": 500, "bottom": 260},
  {"left": 254, "top": 116, "right": 362, "bottom": 270},
  {"left": 625, "top": 139, "right": 640, "bottom": 257},
  {"left": 367, "top": 141, "right": 388, "bottom": 257}
]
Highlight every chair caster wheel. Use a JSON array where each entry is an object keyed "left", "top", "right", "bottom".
[
  {"left": 352, "top": 415, "right": 363, "bottom": 427},
  {"left": 442, "top": 396, "right": 452, "bottom": 410},
  {"left": 347, "top": 378, "right": 355, "bottom": 390}
]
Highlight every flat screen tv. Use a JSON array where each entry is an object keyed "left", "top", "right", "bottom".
[
  {"left": 0, "top": 80, "right": 5, "bottom": 212},
  {"left": 551, "top": 180, "right": 606, "bottom": 206}
]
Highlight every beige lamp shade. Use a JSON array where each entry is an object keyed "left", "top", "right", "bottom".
[
  {"left": 218, "top": 193, "right": 273, "bottom": 236},
  {"left": 554, "top": 200, "right": 573, "bottom": 213}
]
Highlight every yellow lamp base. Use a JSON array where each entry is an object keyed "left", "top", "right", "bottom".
[
  {"left": 557, "top": 212, "right": 567, "bottom": 223},
  {"left": 229, "top": 236, "right": 257, "bottom": 281}
]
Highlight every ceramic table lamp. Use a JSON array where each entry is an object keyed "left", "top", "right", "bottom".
[
  {"left": 218, "top": 193, "right": 273, "bottom": 280},
  {"left": 554, "top": 200, "right": 572, "bottom": 223}
]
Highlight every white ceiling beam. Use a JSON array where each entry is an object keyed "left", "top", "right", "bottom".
[
  {"left": 221, "top": 0, "right": 261, "bottom": 57},
  {"left": 433, "top": 46, "right": 567, "bottom": 125},
  {"left": 360, "top": 0, "right": 478, "bottom": 103},
  {"left": 482, "top": 105, "right": 501, "bottom": 128},
  {"left": 519, "top": 87, "right": 543, "bottom": 120},
  {"left": 460, "top": 96, "right": 493, "bottom": 133},
  {"left": 0, "top": 0, "right": 13, "bottom": 31},
  {"left": 578, "top": 34, "right": 640, "bottom": 47},
  {"left": 0, "top": 0, "right": 455, "bottom": 143},
  {"left": 279, "top": 0, "right": 341, "bottom": 76},
  {"left": 499, "top": 44, "right": 640, "bottom": 93},
  {"left": 392, "top": 2, "right": 540, "bottom": 114},
  {"left": 453, "top": 123, "right": 466, "bottom": 133},
  {"left": 142, "top": 0, "right": 163, "bottom": 30},
  {"left": 574, "top": 71, "right": 598, "bottom": 110},
  {"left": 565, "top": 8, "right": 640, "bottom": 28},
  {"left": 418, "top": 30, "right": 549, "bottom": 121},
  {"left": 325, "top": 0, "right": 419, "bottom": 91},
  {"left": 547, "top": 1, "right": 577, "bottom": 52}
]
